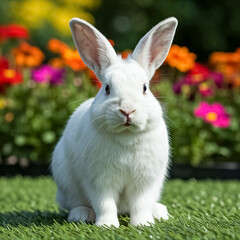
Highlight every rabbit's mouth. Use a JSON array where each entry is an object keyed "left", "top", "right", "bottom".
[
  {"left": 122, "top": 121, "right": 142, "bottom": 131},
  {"left": 124, "top": 117, "right": 132, "bottom": 127}
]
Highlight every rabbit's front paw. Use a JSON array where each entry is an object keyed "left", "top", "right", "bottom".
[
  {"left": 153, "top": 202, "right": 169, "bottom": 220},
  {"left": 95, "top": 217, "right": 119, "bottom": 228},
  {"left": 68, "top": 206, "right": 95, "bottom": 223},
  {"left": 130, "top": 213, "right": 154, "bottom": 226}
]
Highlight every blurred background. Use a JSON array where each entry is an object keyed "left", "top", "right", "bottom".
[
  {"left": 1, "top": 0, "right": 240, "bottom": 60},
  {"left": 0, "top": 0, "right": 239, "bottom": 172}
]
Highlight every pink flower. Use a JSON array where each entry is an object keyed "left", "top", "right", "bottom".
[
  {"left": 194, "top": 102, "right": 231, "bottom": 128},
  {"left": 198, "top": 82, "right": 213, "bottom": 97},
  {"left": 209, "top": 72, "right": 223, "bottom": 88},
  {"left": 31, "top": 65, "right": 65, "bottom": 85}
]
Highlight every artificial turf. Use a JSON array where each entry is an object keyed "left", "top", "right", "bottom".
[{"left": 0, "top": 177, "right": 239, "bottom": 240}]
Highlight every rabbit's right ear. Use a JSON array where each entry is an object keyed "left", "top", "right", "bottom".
[{"left": 69, "top": 18, "right": 117, "bottom": 80}]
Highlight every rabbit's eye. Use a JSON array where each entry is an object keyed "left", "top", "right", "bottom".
[
  {"left": 143, "top": 84, "right": 147, "bottom": 94},
  {"left": 105, "top": 84, "right": 110, "bottom": 95}
]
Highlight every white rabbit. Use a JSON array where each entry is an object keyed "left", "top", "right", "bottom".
[{"left": 51, "top": 17, "right": 178, "bottom": 227}]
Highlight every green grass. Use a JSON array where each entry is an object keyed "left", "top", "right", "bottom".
[{"left": 0, "top": 177, "right": 239, "bottom": 240}]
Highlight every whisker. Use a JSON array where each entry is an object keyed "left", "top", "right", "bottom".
[
  {"left": 162, "top": 114, "right": 180, "bottom": 130},
  {"left": 68, "top": 98, "right": 91, "bottom": 105},
  {"left": 89, "top": 115, "right": 105, "bottom": 125},
  {"left": 143, "top": 104, "right": 180, "bottom": 130},
  {"left": 155, "top": 96, "right": 193, "bottom": 105}
]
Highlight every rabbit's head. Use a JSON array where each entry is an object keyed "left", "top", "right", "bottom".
[{"left": 70, "top": 18, "right": 177, "bottom": 134}]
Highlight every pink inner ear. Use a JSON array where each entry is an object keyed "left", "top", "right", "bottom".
[
  {"left": 72, "top": 23, "right": 100, "bottom": 70},
  {"left": 149, "top": 27, "right": 171, "bottom": 67},
  {"left": 149, "top": 21, "right": 176, "bottom": 68}
]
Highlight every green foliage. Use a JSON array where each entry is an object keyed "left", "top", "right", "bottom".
[
  {"left": 1, "top": 71, "right": 239, "bottom": 166},
  {"left": 0, "top": 177, "right": 239, "bottom": 239},
  {"left": 0, "top": 71, "right": 98, "bottom": 163},
  {"left": 152, "top": 79, "right": 240, "bottom": 166}
]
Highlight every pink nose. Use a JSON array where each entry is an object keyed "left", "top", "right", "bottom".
[{"left": 119, "top": 109, "right": 135, "bottom": 117}]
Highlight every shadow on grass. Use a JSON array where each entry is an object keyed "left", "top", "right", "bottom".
[
  {"left": 0, "top": 210, "right": 131, "bottom": 229},
  {"left": 0, "top": 210, "right": 68, "bottom": 228}
]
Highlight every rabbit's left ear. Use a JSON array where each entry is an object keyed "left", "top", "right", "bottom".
[{"left": 132, "top": 17, "right": 178, "bottom": 80}]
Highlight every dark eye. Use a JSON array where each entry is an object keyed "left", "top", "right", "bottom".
[
  {"left": 143, "top": 84, "right": 147, "bottom": 94},
  {"left": 105, "top": 84, "right": 110, "bottom": 95}
]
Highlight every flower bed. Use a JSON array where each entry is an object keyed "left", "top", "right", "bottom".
[{"left": 0, "top": 24, "right": 239, "bottom": 167}]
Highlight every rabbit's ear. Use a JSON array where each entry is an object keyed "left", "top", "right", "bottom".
[
  {"left": 132, "top": 17, "right": 178, "bottom": 79},
  {"left": 69, "top": 18, "right": 117, "bottom": 80}
]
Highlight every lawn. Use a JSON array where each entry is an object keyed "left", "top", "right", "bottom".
[{"left": 0, "top": 177, "right": 239, "bottom": 240}]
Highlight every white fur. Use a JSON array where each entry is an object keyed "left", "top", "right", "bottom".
[{"left": 52, "top": 17, "right": 178, "bottom": 227}]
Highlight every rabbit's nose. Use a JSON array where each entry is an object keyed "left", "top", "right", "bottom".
[{"left": 119, "top": 109, "right": 136, "bottom": 117}]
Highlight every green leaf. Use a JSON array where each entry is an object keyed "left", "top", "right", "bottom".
[
  {"left": 42, "top": 131, "right": 56, "bottom": 144},
  {"left": 15, "top": 135, "right": 26, "bottom": 146}
]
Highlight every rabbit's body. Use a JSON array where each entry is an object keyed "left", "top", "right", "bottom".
[
  {"left": 52, "top": 17, "right": 177, "bottom": 227},
  {"left": 52, "top": 101, "right": 169, "bottom": 211}
]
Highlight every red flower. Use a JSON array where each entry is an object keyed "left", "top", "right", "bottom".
[
  {"left": 0, "top": 69, "right": 23, "bottom": 86},
  {"left": 0, "top": 24, "right": 29, "bottom": 39},
  {"left": 0, "top": 56, "right": 9, "bottom": 71},
  {"left": 185, "top": 63, "right": 210, "bottom": 85}
]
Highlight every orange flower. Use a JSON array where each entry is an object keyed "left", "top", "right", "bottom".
[
  {"left": 121, "top": 50, "right": 132, "bottom": 59},
  {"left": 47, "top": 39, "right": 69, "bottom": 54},
  {"left": 12, "top": 42, "right": 44, "bottom": 67},
  {"left": 209, "top": 49, "right": 240, "bottom": 87},
  {"left": 62, "top": 49, "right": 87, "bottom": 71},
  {"left": 47, "top": 38, "right": 87, "bottom": 71},
  {"left": 49, "top": 57, "right": 65, "bottom": 68},
  {"left": 4, "top": 112, "right": 14, "bottom": 122},
  {"left": 209, "top": 51, "right": 240, "bottom": 66},
  {"left": 165, "top": 45, "right": 197, "bottom": 72},
  {"left": 108, "top": 39, "right": 115, "bottom": 47}
]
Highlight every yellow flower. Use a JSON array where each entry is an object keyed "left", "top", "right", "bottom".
[
  {"left": 49, "top": 8, "right": 94, "bottom": 36},
  {"left": 62, "top": 0, "right": 101, "bottom": 8},
  {"left": 10, "top": 0, "right": 99, "bottom": 36},
  {"left": 0, "top": 98, "right": 7, "bottom": 109},
  {"left": 11, "top": 0, "right": 54, "bottom": 28}
]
